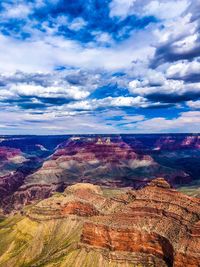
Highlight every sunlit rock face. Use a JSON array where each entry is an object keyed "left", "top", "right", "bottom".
[
  {"left": 26, "top": 136, "right": 188, "bottom": 188},
  {"left": 80, "top": 178, "right": 200, "bottom": 267},
  {"left": 0, "top": 147, "right": 27, "bottom": 176},
  {"left": 153, "top": 135, "right": 200, "bottom": 150},
  {"left": 1, "top": 134, "right": 199, "bottom": 213},
  {"left": 0, "top": 179, "right": 199, "bottom": 267}
]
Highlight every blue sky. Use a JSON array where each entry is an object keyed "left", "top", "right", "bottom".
[{"left": 0, "top": 0, "right": 200, "bottom": 134}]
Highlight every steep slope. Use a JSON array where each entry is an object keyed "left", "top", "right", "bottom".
[
  {"left": 0, "top": 179, "right": 199, "bottom": 267},
  {"left": 19, "top": 137, "right": 188, "bottom": 204},
  {"left": 1, "top": 135, "right": 199, "bottom": 214},
  {"left": 0, "top": 146, "right": 52, "bottom": 213},
  {"left": 0, "top": 147, "right": 29, "bottom": 204}
]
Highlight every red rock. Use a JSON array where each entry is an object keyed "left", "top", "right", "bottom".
[
  {"left": 80, "top": 178, "right": 200, "bottom": 267},
  {"left": 61, "top": 201, "right": 100, "bottom": 216}
]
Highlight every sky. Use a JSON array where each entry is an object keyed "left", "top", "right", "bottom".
[{"left": 0, "top": 0, "right": 200, "bottom": 134}]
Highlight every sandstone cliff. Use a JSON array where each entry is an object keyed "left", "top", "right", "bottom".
[{"left": 0, "top": 178, "right": 199, "bottom": 267}]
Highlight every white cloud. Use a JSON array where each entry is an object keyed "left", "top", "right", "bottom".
[
  {"left": 109, "top": 0, "right": 189, "bottom": 20},
  {"left": 153, "top": 13, "right": 197, "bottom": 44},
  {"left": 0, "top": 31, "right": 154, "bottom": 72},
  {"left": 129, "top": 77, "right": 200, "bottom": 97},
  {"left": 5, "top": 83, "right": 90, "bottom": 100},
  {"left": 109, "top": 0, "right": 136, "bottom": 18},
  {"left": 143, "top": 0, "right": 189, "bottom": 20},
  {"left": 66, "top": 96, "right": 149, "bottom": 110},
  {"left": 187, "top": 100, "right": 200, "bottom": 109},
  {"left": 166, "top": 60, "right": 200, "bottom": 79},
  {"left": 173, "top": 33, "right": 198, "bottom": 54},
  {"left": 1, "top": 2, "right": 32, "bottom": 19},
  {"left": 68, "top": 17, "right": 87, "bottom": 31},
  {"left": 134, "top": 111, "right": 200, "bottom": 132},
  {"left": 93, "top": 32, "right": 114, "bottom": 45}
]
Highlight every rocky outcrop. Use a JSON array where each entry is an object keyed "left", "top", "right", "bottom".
[
  {"left": 26, "top": 137, "right": 189, "bottom": 191},
  {"left": 79, "top": 178, "right": 200, "bottom": 267},
  {"left": 155, "top": 135, "right": 200, "bottom": 150},
  {"left": 61, "top": 201, "right": 100, "bottom": 216},
  {"left": 2, "top": 182, "right": 65, "bottom": 213},
  {"left": 0, "top": 179, "right": 199, "bottom": 266},
  {"left": 0, "top": 172, "right": 25, "bottom": 201},
  {"left": 0, "top": 147, "right": 27, "bottom": 178},
  {"left": 81, "top": 223, "right": 174, "bottom": 266},
  {"left": 0, "top": 146, "right": 22, "bottom": 160},
  {"left": 1, "top": 135, "right": 199, "bottom": 215}
]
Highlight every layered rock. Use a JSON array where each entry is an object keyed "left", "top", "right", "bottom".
[
  {"left": 0, "top": 179, "right": 199, "bottom": 266},
  {"left": 25, "top": 137, "right": 189, "bottom": 191},
  {"left": 0, "top": 172, "right": 25, "bottom": 200},
  {"left": 0, "top": 146, "right": 22, "bottom": 161},
  {"left": 80, "top": 178, "right": 200, "bottom": 267},
  {"left": 1, "top": 135, "right": 199, "bottom": 215},
  {"left": 0, "top": 147, "right": 27, "bottom": 177},
  {"left": 155, "top": 135, "right": 200, "bottom": 150}
]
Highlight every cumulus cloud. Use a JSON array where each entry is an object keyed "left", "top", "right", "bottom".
[
  {"left": 151, "top": 0, "right": 200, "bottom": 66},
  {"left": 129, "top": 75, "right": 200, "bottom": 103},
  {"left": 66, "top": 96, "right": 149, "bottom": 110},
  {"left": 166, "top": 60, "right": 200, "bottom": 82},
  {"left": 0, "top": 70, "right": 102, "bottom": 108},
  {"left": 0, "top": 0, "right": 199, "bottom": 133},
  {"left": 10, "top": 83, "right": 90, "bottom": 100}
]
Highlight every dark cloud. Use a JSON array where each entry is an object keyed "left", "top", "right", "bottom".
[
  {"left": 151, "top": 1, "right": 200, "bottom": 68},
  {"left": 151, "top": 44, "right": 200, "bottom": 68},
  {"left": 147, "top": 91, "right": 200, "bottom": 104},
  {"left": 0, "top": 71, "right": 52, "bottom": 87},
  {"left": 168, "top": 73, "right": 200, "bottom": 83}
]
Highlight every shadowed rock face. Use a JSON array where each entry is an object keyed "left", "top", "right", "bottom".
[
  {"left": 0, "top": 135, "right": 199, "bottom": 214},
  {"left": 82, "top": 223, "right": 174, "bottom": 266},
  {"left": 1, "top": 179, "right": 198, "bottom": 267},
  {"left": 79, "top": 178, "right": 200, "bottom": 267},
  {"left": 24, "top": 137, "right": 189, "bottom": 194},
  {"left": 0, "top": 147, "right": 28, "bottom": 207},
  {"left": 154, "top": 135, "right": 200, "bottom": 150}
]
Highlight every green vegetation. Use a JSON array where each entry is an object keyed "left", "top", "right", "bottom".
[
  {"left": 178, "top": 185, "right": 200, "bottom": 197},
  {"left": 0, "top": 188, "right": 145, "bottom": 267}
]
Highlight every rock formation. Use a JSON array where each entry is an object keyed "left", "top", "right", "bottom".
[
  {"left": 24, "top": 136, "right": 189, "bottom": 194},
  {"left": 0, "top": 134, "right": 199, "bottom": 214},
  {"left": 0, "top": 178, "right": 199, "bottom": 266},
  {"left": 81, "top": 178, "right": 200, "bottom": 266}
]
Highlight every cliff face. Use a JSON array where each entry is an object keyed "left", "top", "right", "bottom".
[
  {"left": 0, "top": 147, "right": 27, "bottom": 177},
  {"left": 1, "top": 135, "right": 199, "bottom": 214},
  {"left": 80, "top": 178, "right": 200, "bottom": 267},
  {"left": 0, "top": 178, "right": 199, "bottom": 267},
  {"left": 24, "top": 137, "right": 189, "bottom": 193},
  {"left": 82, "top": 223, "right": 174, "bottom": 266},
  {"left": 154, "top": 135, "right": 200, "bottom": 150},
  {"left": 0, "top": 147, "right": 28, "bottom": 207}
]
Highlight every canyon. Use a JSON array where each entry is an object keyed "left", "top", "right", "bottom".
[
  {"left": 0, "top": 178, "right": 199, "bottom": 266},
  {"left": 0, "top": 134, "right": 200, "bottom": 266},
  {"left": 0, "top": 134, "right": 199, "bottom": 213}
]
